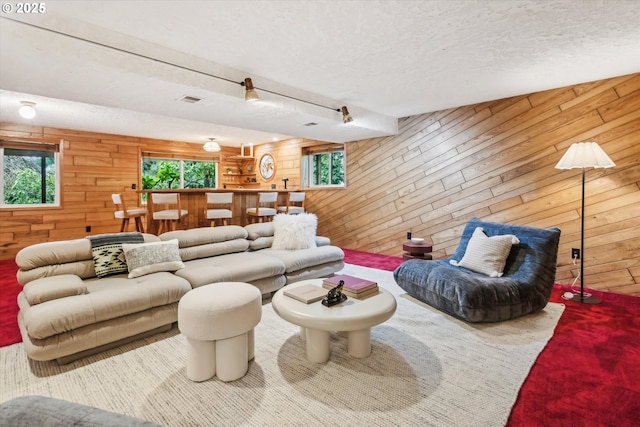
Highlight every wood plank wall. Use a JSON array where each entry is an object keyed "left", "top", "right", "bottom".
[
  {"left": 0, "top": 130, "right": 251, "bottom": 256},
  {"left": 306, "top": 73, "right": 640, "bottom": 296},
  {"left": 1, "top": 73, "right": 638, "bottom": 296}
]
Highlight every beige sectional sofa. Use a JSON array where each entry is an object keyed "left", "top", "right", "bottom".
[{"left": 14, "top": 223, "right": 344, "bottom": 363}]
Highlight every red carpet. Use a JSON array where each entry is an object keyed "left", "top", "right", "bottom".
[
  {"left": 2, "top": 252, "right": 639, "bottom": 425},
  {"left": 508, "top": 284, "right": 640, "bottom": 427},
  {"left": 342, "top": 248, "right": 405, "bottom": 271},
  {"left": 0, "top": 259, "right": 21, "bottom": 347}
]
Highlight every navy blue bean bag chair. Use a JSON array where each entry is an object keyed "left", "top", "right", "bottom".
[{"left": 393, "top": 218, "right": 561, "bottom": 323}]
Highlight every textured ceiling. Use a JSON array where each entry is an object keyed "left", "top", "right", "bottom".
[{"left": 1, "top": 0, "right": 639, "bottom": 147}]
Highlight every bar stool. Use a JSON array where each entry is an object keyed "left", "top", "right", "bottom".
[
  {"left": 151, "top": 193, "right": 188, "bottom": 234},
  {"left": 246, "top": 192, "right": 278, "bottom": 223},
  {"left": 111, "top": 193, "right": 147, "bottom": 232},
  {"left": 276, "top": 192, "right": 305, "bottom": 215},
  {"left": 205, "top": 192, "right": 234, "bottom": 226}
]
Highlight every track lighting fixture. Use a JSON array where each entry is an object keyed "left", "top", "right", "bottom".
[
  {"left": 19, "top": 101, "right": 37, "bottom": 119},
  {"left": 340, "top": 106, "right": 353, "bottom": 123},
  {"left": 240, "top": 77, "right": 354, "bottom": 123},
  {"left": 6, "top": 19, "right": 355, "bottom": 125},
  {"left": 203, "top": 138, "right": 221, "bottom": 152},
  {"left": 241, "top": 78, "right": 259, "bottom": 102}
]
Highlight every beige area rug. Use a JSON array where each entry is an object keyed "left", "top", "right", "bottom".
[{"left": 1, "top": 264, "right": 564, "bottom": 427}]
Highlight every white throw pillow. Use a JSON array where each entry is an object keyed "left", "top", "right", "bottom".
[
  {"left": 271, "top": 213, "right": 318, "bottom": 250},
  {"left": 449, "top": 227, "right": 520, "bottom": 277},
  {"left": 122, "top": 239, "right": 185, "bottom": 278}
]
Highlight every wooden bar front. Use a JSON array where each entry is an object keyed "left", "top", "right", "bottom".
[{"left": 141, "top": 189, "right": 291, "bottom": 234}]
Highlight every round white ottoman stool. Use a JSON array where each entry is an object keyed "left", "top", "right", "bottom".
[{"left": 178, "top": 282, "right": 262, "bottom": 382}]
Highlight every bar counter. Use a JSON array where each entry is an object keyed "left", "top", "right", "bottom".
[{"left": 141, "top": 188, "right": 292, "bottom": 234}]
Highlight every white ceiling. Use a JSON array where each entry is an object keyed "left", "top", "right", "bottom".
[{"left": 1, "top": 0, "right": 639, "bottom": 148}]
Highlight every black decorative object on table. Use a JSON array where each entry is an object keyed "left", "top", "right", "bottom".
[{"left": 322, "top": 280, "right": 348, "bottom": 307}]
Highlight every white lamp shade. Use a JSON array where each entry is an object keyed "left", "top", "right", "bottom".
[
  {"left": 203, "top": 141, "right": 221, "bottom": 152},
  {"left": 555, "top": 142, "right": 615, "bottom": 170}
]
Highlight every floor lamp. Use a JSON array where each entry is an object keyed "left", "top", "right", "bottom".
[{"left": 555, "top": 142, "right": 615, "bottom": 304}]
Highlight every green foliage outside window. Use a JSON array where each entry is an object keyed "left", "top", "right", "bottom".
[
  {"left": 311, "top": 152, "right": 344, "bottom": 186},
  {"left": 142, "top": 158, "right": 217, "bottom": 190},
  {"left": 2, "top": 149, "right": 56, "bottom": 205},
  {"left": 184, "top": 161, "right": 217, "bottom": 188},
  {"left": 330, "top": 152, "right": 345, "bottom": 185}
]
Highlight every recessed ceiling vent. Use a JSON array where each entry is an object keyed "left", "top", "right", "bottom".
[
  {"left": 178, "top": 95, "right": 203, "bottom": 104},
  {"left": 304, "top": 122, "right": 319, "bottom": 126}
]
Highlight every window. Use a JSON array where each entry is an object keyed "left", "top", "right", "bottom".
[
  {"left": 142, "top": 157, "right": 217, "bottom": 191},
  {"left": 1, "top": 140, "right": 60, "bottom": 207},
  {"left": 302, "top": 145, "right": 345, "bottom": 188}
]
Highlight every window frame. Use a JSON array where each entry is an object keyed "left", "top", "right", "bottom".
[
  {"left": 141, "top": 153, "right": 219, "bottom": 192},
  {"left": 301, "top": 144, "right": 346, "bottom": 189},
  {"left": 0, "top": 138, "right": 62, "bottom": 209}
]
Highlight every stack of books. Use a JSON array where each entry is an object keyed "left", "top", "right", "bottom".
[{"left": 322, "top": 274, "right": 378, "bottom": 299}]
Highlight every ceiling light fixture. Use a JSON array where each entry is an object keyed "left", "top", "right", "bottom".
[
  {"left": 203, "top": 138, "right": 221, "bottom": 152},
  {"left": 19, "top": 101, "right": 37, "bottom": 119},
  {"left": 241, "top": 78, "right": 259, "bottom": 102}
]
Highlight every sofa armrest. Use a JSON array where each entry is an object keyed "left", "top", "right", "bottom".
[
  {"left": 316, "top": 236, "right": 331, "bottom": 246},
  {"left": 23, "top": 274, "right": 88, "bottom": 305}
]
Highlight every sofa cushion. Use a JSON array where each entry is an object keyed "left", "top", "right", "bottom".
[
  {"left": 122, "top": 239, "right": 185, "bottom": 278},
  {"left": 272, "top": 213, "right": 318, "bottom": 250},
  {"left": 258, "top": 245, "right": 345, "bottom": 273},
  {"left": 175, "top": 252, "right": 286, "bottom": 288},
  {"left": 244, "top": 222, "right": 274, "bottom": 240},
  {"left": 19, "top": 272, "right": 191, "bottom": 340},
  {"left": 23, "top": 274, "right": 87, "bottom": 305},
  {"left": 87, "top": 232, "right": 145, "bottom": 278},
  {"left": 249, "top": 236, "right": 275, "bottom": 250},
  {"left": 15, "top": 234, "right": 161, "bottom": 285},
  {"left": 160, "top": 226, "right": 249, "bottom": 261},
  {"left": 449, "top": 227, "right": 520, "bottom": 277}
]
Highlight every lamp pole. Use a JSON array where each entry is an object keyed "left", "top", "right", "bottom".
[{"left": 578, "top": 167, "right": 599, "bottom": 304}]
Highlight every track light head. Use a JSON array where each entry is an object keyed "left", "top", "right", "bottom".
[
  {"left": 241, "top": 78, "right": 259, "bottom": 102},
  {"left": 19, "top": 101, "right": 37, "bottom": 119},
  {"left": 340, "top": 106, "right": 353, "bottom": 123}
]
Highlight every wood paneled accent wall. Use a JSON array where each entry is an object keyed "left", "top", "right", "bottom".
[{"left": 306, "top": 74, "right": 639, "bottom": 296}]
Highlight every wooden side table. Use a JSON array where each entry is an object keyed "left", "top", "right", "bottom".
[{"left": 402, "top": 241, "right": 433, "bottom": 260}]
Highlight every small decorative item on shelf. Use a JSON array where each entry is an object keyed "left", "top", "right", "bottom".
[
  {"left": 322, "top": 281, "right": 348, "bottom": 307},
  {"left": 226, "top": 167, "right": 233, "bottom": 174}
]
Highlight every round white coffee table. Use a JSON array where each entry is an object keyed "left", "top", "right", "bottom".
[{"left": 271, "top": 279, "right": 397, "bottom": 363}]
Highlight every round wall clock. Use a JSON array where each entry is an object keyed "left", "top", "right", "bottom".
[{"left": 259, "top": 153, "right": 276, "bottom": 181}]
